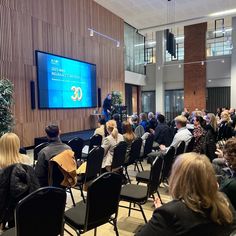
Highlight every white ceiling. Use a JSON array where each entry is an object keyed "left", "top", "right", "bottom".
[{"left": 95, "top": 0, "right": 236, "bottom": 31}]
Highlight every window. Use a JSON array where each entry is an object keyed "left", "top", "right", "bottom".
[
  {"left": 141, "top": 91, "right": 155, "bottom": 113},
  {"left": 124, "top": 23, "right": 145, "bottom": 74},
  {"left": 165, "top": 90, "right": 184, "bottom": 122}
]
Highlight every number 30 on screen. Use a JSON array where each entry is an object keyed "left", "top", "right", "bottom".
[{"left": 71, "top": 86, "right": 83, "bottom": 101}]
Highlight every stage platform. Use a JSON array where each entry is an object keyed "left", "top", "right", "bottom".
[{"left": 34, "top": 129, "right": 95, "bottom": 147}]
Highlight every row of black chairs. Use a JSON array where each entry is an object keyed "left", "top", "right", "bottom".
[
  {"left": 2, "top": 172, "right": 123, "bottom": 236},
  {"left": 33, "top": 134, "right": 103, "bottom": 167},
  {"left": 2, "top": 155, "right": 165, "bottom": 236}
]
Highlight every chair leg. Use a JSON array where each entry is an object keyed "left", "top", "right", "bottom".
[
  {"left": 64, "top": 227, "right": 74, "bottom": 236},
  {"left": 94, "top": 228, "right": 97, "bottom": 236},
  {"left": 157, "top": 190, "right": 163, "bottom": 204},
  {"left": 128, "top": 202, "right": 132, "bottom": 216},
  {"left": 138, "top": 204, "right": 147, "bottom": 223},
  {"left": 78, "top": 184, "right": 86, "bottom": 203},
  {"left": 113, "top": 219, "right": 119, "bottom": 236},
  {"left": 125, "top": 167, "right": 131, "bottom": 184},
  {"left": 139, "top": 161, "right": 144, "bottom": 171},
  {"left": 135, "top": 163, "right": 140, "bottom": 172},
  {"left": 69, "top": 188, "right": 76, "bottom": 207}
]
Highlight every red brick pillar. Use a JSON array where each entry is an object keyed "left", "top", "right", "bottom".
[{"left": 184, "top": 23, "right": 207, "bottom": 112}]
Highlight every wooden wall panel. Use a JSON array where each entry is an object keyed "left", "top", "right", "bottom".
[{"left": 0, "top": 0, "right": 124, "bottom": 146}]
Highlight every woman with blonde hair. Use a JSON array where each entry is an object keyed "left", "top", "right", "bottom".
[
  {"left": 0, "top": 133, "right": 30, "bottom": 169},
  {"left": 218, "top": 111, "right": 233, "bottom": 141},
  {"left": 101, "top": 120, "right": 124, "bottom": 171},
  {"left": 136, "top": 153, "right": 236, "bottom": 236}
]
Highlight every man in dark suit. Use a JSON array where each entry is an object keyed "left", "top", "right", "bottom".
[
  {"left": 154, "top": 114, "right": 173, "bottom": 146},
  {"left": 102, "top": 93, "right": 112, "bottom": 121}
]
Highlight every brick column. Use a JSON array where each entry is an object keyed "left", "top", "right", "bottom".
[{"left": 184, "top": 23, "right": 207, "bottom": 111}]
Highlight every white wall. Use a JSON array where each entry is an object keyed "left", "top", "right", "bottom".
[
  {"left": 142, "top": 64, "right": 156, "bottom": 91},
  {"left": 125, "top": 70, "right": 146, "bottom": 86},
  {"left": 207, "top": 55, "right": 231, "bottom": 87},
  {"left": 143, "top": 55, "right": 231, "bottom": 91}
]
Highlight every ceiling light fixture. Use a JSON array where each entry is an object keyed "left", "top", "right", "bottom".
[
  {"left": 209, "top": 9, "right": 236, "bottom": 17},
  {"left": 89, "top": 29, "right": 94, "bottom": 37},
  {"left": 88, "top": 28, "right": 120, "bottom": 48}
]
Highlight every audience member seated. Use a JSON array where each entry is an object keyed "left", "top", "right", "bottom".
[
  {"left": 94, "top": 117, "right": 106, "bottom": 138},
  {"left": 131, "top": 114, "right": 139, "bottom": 131},
  {"left": 35, "top": 124, "right": 71, "bottom": 187},
  {"left": 112, "top": 113, "right": 123, "bottom": 134},
  {"left": 153, "top": 114, "right": 173, "bottom": 147},
  {"left": 139, "top": 113, "right": 149, "bottom": 132},
  {"left": 230, "top": 108, "right": 236, "bottom": 132},
  {"left": 0, "top": 163, "right": 39, "bottom": 231},
  {"left": 134, "top": 125, "right": 145, "bottom": 138},
  {"left": 204, "top": 113, "right": 218, "bottom": 161},
  {"left": 122, "top": 121, "right": 136, "bottom": 163},
  {"left": 160, "top": 115, "right": 192, "bottom": 152},
  {"left": 192, "top": 116, "right": 206, "bottom": 153},
  {"left": 219, "top": 138, "right": 236, "bottom": 209},
  {"left": 102, "top": 120, "right": 124, "bottom": 171},
  {"left": 136, "top": 153, "right": 236, "bottom": 236},
  {"left": 147, "top": 112, "right": 157, "bottom": 130},
  {"left": 218, "top": 111, "right": 233, "bottom": 141},
  {"left": 0, "top": 133, "right": 31, "bottom": 169}
]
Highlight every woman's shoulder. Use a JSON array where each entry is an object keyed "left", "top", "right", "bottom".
[
  {"left": 118, "top": 133, "right": 124, "bottom": 141},
  {"left": 20, "top": 154, "right": 32, "bottom": 165}
]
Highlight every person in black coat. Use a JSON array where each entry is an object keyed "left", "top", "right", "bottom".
[
  {"left": 102, "top": 93, "right": 112, "bottom": 121},
  {"left": 0, "top": 164, "right": 40, "bottom": 229},
  {"left": 154, "top": 114, "right": 173, "bottom": 146},
  {"left": 218, "top": 111, "right": 233, "bottom": 141},
  {"left": 136, "top": 153, "right": 236, "bottom": 236},
  {"left": 203, "top": 113, "right": 218, "bottom": 161}
]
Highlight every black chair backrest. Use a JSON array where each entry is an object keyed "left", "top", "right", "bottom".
[
  {"left": 185, "top": 137, "right": 195, "bottom": 152},
  {"left": 148, "top": 155, "right": 164, "bottom": 196},
  {"left": 19, "top": 148, "right": 27, "bottom": 155},
  {"left": 161, "top": 146, "right": 176, "bottom": 181},
  {"left": 176, "top": 141, "right": 185, "bottom": 156},
  {"left": 68, "top": 137, "right": 84, "bottom": 160},
  {"left": 15, "top": 187, "right": 66, "bottom": 236},
  {"left": 111, "top": 141, "right": 128, "bottom": 170},
  {"left": 85, "top": 172, "right": 122, "bottom": 231},
  {"left": 34, "top": 142, "right": 49, "bottom": 161},
  {"left": 143, "top": 134, "right": 154, "bottom": 157},
  {"left": 88, "top": 134, "right": 103, "bottom": 152},
  {"left": 128, "top": 138, "right": 143, "bottom": 164},
  {"left": 85, "top": 146, "right": 104, "bottom": 181}
]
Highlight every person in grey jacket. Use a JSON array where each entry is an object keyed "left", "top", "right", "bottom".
[{"left": 35, "top": 125, "right": 71, "bottom": 187}]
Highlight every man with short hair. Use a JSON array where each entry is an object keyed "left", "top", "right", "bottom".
[
  {"left": 35, "top": 124, "right": 71, "bottom": 187},
  {"left": 154, "top": 114, "right": 173, "bottom": 147},
  {"left": 160, "top": 115, "right": 192, "bottom": 152}
]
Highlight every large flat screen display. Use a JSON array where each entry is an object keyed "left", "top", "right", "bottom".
[{"left": 36, "top": 51, "right": 97, "bottom": 109}]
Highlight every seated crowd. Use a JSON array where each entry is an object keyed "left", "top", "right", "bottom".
[{"left": 0, "top": 107, "right": 236, "bottom": 235}]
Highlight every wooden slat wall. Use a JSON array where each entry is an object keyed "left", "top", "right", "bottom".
[{"left": 0, "top": 0, "right": 124, "bottom": 146}]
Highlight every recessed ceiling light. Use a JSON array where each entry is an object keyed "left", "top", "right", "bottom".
[
  {"left": 209, "top": 9, "right": 236, "bottom": 17},
  {"left": 208, "top": 80, "right": 212, "bottom": 82}
]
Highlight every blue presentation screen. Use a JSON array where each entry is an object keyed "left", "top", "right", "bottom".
[{"left": 36, "top": 51, "right": 97, "bottom": 109}]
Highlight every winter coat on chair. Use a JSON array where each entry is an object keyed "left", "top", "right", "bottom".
[{"left": 0, "top": 164, "right": 39, "bottom": 228}]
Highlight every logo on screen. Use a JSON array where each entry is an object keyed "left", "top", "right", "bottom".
[{"left": 71, "top": 86, "right": 82, "bottom": 101}]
